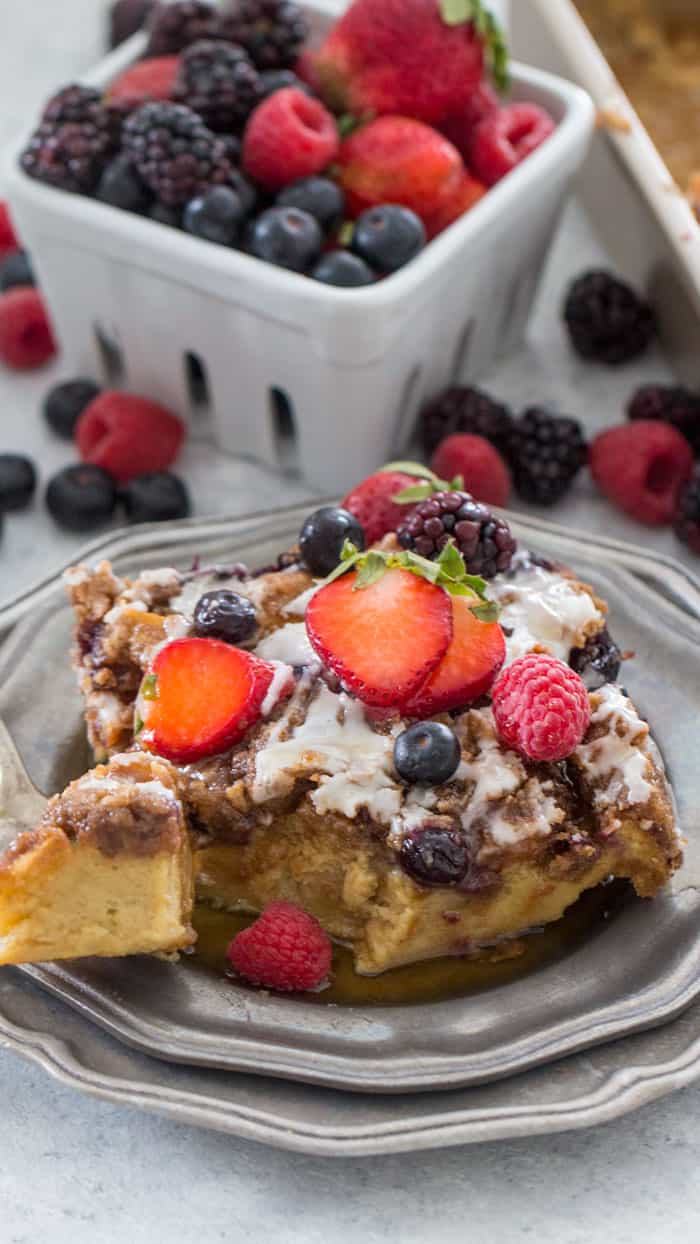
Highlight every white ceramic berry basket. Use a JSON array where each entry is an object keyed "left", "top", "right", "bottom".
[{"left": 5, "top": 0, "right": 594, "bottom": 493}]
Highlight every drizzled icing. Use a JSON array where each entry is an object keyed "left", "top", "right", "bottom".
[
  {"left": 254, "top": 621, "right": 317, "bottom": 668},
  {"left": 491, "top": 558, "right": 604, "bottom": 665},
  {"left": 170, "top": 571, "right": 264, "bottom": 622},
  {"left": 573, "top": 684, "right": 652, "bottom": 808}
]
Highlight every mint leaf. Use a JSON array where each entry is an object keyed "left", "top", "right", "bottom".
[
  {"left": 471, "top": 600, "right": 500, "bottom": 623},
  {"left": 436, "top": 540, "right": 466, "bottom": 583},
  {"left": 354, "top": 552, "right": 387, "bottom": 590},
  {"left": 381, "top": 460, "right": 439, "bottom": 482},
  {"left": 393, "top": 482, "right": 435, "bottom": 504}
]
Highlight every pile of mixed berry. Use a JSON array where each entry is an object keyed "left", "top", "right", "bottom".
[{"left": 16, "top": 0, "right": 558, "bottom": 286}]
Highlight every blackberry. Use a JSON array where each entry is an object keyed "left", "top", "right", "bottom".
[
  {"left": 21, "top": 86, "right": 122, "bottom": 194},
  {"left": 42, "top": 84, "right": 122, "bottom": 137},
  {"left": 220, "top": 0, "right": 308, "bottom": 70},
  {"left": 627, "top": 384, "right": 700, "bottom": 456},
  {"left": 397, "top": 491, "right": 516, "bottom": 578},
  {"left": 109, "top": 0, "right": 156, "bottom": 49},
  {"left": 510, "top": 407, "right": 587, "bottom": 506},
  {"left": 146, "top": 1, "right": 223, "bottom": 55},
  {"left": 173, "top": 40, "right": 262, "bottom": 132},
  {"left": 674, "top": 472, "right": 700, "bottom": 556},
  {"left": 419, "top": 385, "right": 514, "bottom": 459},
  {"left": 123, "top": 102, "right": 233, "bottom": 206},
  {"left": 569, "top": 627, "right": 622, "bottom": 690},
  {"left": 563, "top": 269, "right": 656, "bottom": 365}
]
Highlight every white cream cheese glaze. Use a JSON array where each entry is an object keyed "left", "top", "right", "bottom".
[
  {"left": 254, "top": 621, "right": 317, "bottom": 668},
  {"left": 573, "top": 684, "right": 653, "bottom": 809},
  {"left": 490, "top": 559, "right": 604, "bottom": 665}
]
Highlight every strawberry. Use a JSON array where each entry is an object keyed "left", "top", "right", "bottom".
[
  {"left": 314, "top": 0, "right": 498, "bottom": 125},
  {"left": 306, "top": 568, "right": 452, "bottom": 708},
  {"left": 337, "top": 117, "right": 464, "bottom": 227},
  {"left": 138, "top": 638, "right": 291, "bottom": 763},
  {"left": 107, "top": 56, "right": 180, "bottom": 107},
  {"left": 404, "top": 593, "right": 505, "bottom": 717},
  {"left": 422, "top": 170, "right": 485, "bottom": 239},
  {"left": 440, "top": 80, "right": 499, "bottom": 160},
  {"left": 341, "top": 470, "right": 418, "bottom": 543}
]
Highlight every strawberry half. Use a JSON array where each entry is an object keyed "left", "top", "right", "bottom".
[
  {"left": 404, "top": 594, "right": 505, "bottom": 717},
  {"left": 341, "top": 469, "right": 418, "bottom": 543},
  {"left": 138, "top": 638, "right": 290, "bottom": 763},
  {"left": 305, "top": 568, "right": 452, "bottom": 708}
]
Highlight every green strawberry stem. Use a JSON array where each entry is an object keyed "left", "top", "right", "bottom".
[
  {"left": 439, "top": 0, "right": 510, "bottom": 93},
  {"left": 380, "top": 459, "right": 464, "bottom": 503}
]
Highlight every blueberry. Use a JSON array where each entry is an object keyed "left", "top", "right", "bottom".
[
  {"left": 394, "top": 722, "right": 461, "bottom": 786},
  {"left": 248, "top": 207, "right": 322, "bottom": 273},
  {"left": 149, "top": 202, "right": 182, "bottom": 229},
  {"left": 227, "top": 169, "right": 257, "bottom": 217},
  {"left": 0, "top": 250, "right": 35, "bottom": 292},
  {"left": 277, "top": 177, "right": 345, "bottom": 234},
  {"left": 311, "top": 251, "right": 375, "bottom": 287},
  {"left": 120, "top": 472, "right": 191, "bottom": 523},
  {"left": 0, "top": 454, "right": 37, "bottom": 511},
  {"left": 399, "top": 827, "right": 470, "bottom": 886},
  {"left": 569, "top": 626, "right": 622, "bottom": 689},
  {"left": 184, "top": 186, "right": 245, "bottom": 246},
  {"left": 46, "top": 464, "right": 116, "bottom": 532},
  {"left": 193, "top": 590, "right": 258, "bottom": 644},
  {"left": 43, "top": 378, "right": 101, "bottom": 439},
  {"left": 97, "top": 154, "right": 151, "bottom": 213},
  {"left": 259, "top": 70, "right": 313, "bottom": 99},
  {"left": 299, "top": 506, "right": 365, "bottom": 577},
  {"left": 352, "top": 204, "right": 426, "bottom": 273}
]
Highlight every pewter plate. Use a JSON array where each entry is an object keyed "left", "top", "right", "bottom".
[{"left": 1, "top": 506, "right": 700, "bottom": 1094}]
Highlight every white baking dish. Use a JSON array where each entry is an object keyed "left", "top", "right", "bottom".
[{"left": 5, "top": 0, "right": 593, "bottom": 492}]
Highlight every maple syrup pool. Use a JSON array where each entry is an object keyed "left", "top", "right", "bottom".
[{"left": 190, "top": 881, "right": 630, "bottom": 1006}]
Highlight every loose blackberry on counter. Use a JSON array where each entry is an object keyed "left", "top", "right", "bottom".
[
  {"left": 627, "top": 384, "right": 700, "bottom": 456},
  {"left": 173, "top": 40, "right": 263, "bottom": 132},
  {"left": 122, "top": 102, "right": 234, "bottom": 206},
  {"left": 146, "top": 1, "right": 223, "bottom": 55},
  {"left": 564, "top": 269, "right": 656, "bottom": 365},
  {"left": 509, "top": 407, "right": 587, "bottom": 506},
  {"left": 674, "top": 472, "right": 700, "bottom": 555},
  {"left": 21, "top": 85, "right": 123, "bottom": 194},
  {"left": 220, "top": 0, "right": 308, "bottom": 70},
  {"left": 419, "top": 385, "right": 514, "bottom": 459}
]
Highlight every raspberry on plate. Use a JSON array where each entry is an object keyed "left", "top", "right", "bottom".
[
  {"left": 0, "top": 203, "right": 19, "bottom": 261},
  {"left": 492, "top": 653, "right": 591, "bottom": 762},
  {"left": 227, "top": 901, "right": 332, "bottom": 992},
  {"left": 107, "top": 56, "right": 180, "bottom": 108},
  {"left": 76, "top": 391, "right": 186, "bottom": 483},
  {"left": 242, "top": 88, "right": 339, "bottom": 191},
  {"left": 341, "top": 469, "right": 419, "bottom": 543},
  {"left": 0, "top": 287, "right": 56, "bottom": 370},
  {"left": 590, "top": 420, "right": 693, "bottom": 526},
  {"left": 337, "top": 116, "right": 463, "bottom": 227},
  {"left": 469, "top": 103, "right": 555, "bottom": 187},
  {"left": 431, "top": 434, "right": 511, "bottom": 507}
]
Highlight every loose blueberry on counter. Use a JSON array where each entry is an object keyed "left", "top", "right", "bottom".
[
  {"left": 120, "top": 471, "right": 191, "bottom": 523},
  {"left": 0, "top": 454, "right": 37, "bottom": 511},
  {"left": 299, "top": 506, "right": 366, "bottom": 577},
  {"left": 394, "top": 721, "right": 461, "bottom": 786},
  {"left": 0, "top": 251, "right": 35, "bottom": 292},
  {"left": 351, "top": 204, "right": 426, "bottom": 273},
  {"left": 184, "top": 186, "right": 246, "bottom": 246},
  {"left": 97, "top": 154, "right": 152, "bottom": 213},
  {"left": 399, "top": 826, "right": 470, "bottom": 886},
  {"left": 277, "top": 177, "right": 345, "bottom": 234},
  {"left": 248, "top": 207, "right": 322, "bottom": 272},
  {"left": 149, "top": 202, "right": 183, "bottom": 229},
  {"left": 258, "top": 69, "right": 313, "bottom": 99},
  {"left": 46, "top": 464, "right": 117, "bottom": 531},
  {"left": 193, "top": 590, "right": 258, "bottom": 644},
  {"left": 43, "top": 378, "right": 101, "bottom": 439},
  {"left": 311, "top": 251, "right": 375, "bottom": 287}
]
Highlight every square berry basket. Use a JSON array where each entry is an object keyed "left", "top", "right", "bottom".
[{"left": 5, "top": 0, "right": 594, "bottom": 493}]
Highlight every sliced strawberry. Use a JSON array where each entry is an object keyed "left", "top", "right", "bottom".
[
  {"left": 404, "top": 595, "right": 505, "bottom": 717},
  {"left": 306, "top": 568, "right": 452, "bottom": 708},
  {"left": 341, "top": 470, "right": 417, "bottom": 543},
  {"left": 138, "top": 638, "right": 290, "bottom": 763},
  {"left": 107, "top": 56, "right": 180, "bottom": 107}
]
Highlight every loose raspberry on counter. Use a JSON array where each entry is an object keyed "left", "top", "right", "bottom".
[
  {"left": 227, "top": 901, "right": 332, "bottom": 992},
  {"left": 341, "top": 469, "right": 420, "bottom": 543},
  {"left": 0, "top": 203, "right": 19, "bottom": 261},
  {"left": 590, "top": 420, "right": 693, "bottom": 525},
  {"left": 431, "top": 434, "right": 511, "bottom": 508},
  {"left": 242, "top": 88, "right": 339, "bottom": 191},
  {"left": 492, "top": 653, "right": 591, "bottom": 763},
  {"left": 0, "top": 287, "right": 56, "bottom": 370},
  {"left": 76, "top": 391, "right": 185, "bottom": 483},
  {"left": 469, "top": 103, "right": 555, "bottom": 187}
]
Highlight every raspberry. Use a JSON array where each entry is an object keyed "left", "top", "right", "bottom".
[
  {"left": 431, "top": 435, "right": 511, "bottom": 508},
  {"left": 123, "top": 101, "right": 234, "bottom": 205},
  {"left": 107, "top": 56, "right": 180, "bottom": 108},
  {"left": 220, "top": 0, "right": 308, "bottom": 70},
  {"left": 173, "top": 40, "right": 262, "bottom": 132},
  {"left": 146, "top": 1, "right": 223, "bottom": 55},
  {"left": 242, "top": 88, "right": 339, "bottom": 191},
  {"left": 0, "top": 288, "right": 56, "bottom": 370},
  {"left": 440, "top": 81, "right": 500, "bottom": 161},
  {"left": 627, "top": 384, "right": 700, "bottom": 456},
  {"left": 341, "top": 470, "right": 418, "bottom": 543},
  {"left": 419, "top": 385, "right": 514, "bottom": 459},
  {"left": 21, "top": 86, "right": 123, "bottom": 195},
  {"left": 109, "top": 0, "right": 157, "bottom": 48},
  {"left": 0, "top": 203, "right": 19, "bottom": 260},
  {"left": 675, "top": 472, "right": 700, "bottom": 555},
  {"left": 510, "top": 407, "right": 588, "bottom": 506},
  {"left": 492, "top": 654, "right": 591, "bottom": 762},
  {"left": 563, "top": 270, "right": 656, "bottom": 365},
  {"left": 590, "top": 420, "right": 693, "bottom": 526},
  {"left": 76, "top": 391, "right": 185, "bottom": 483},
  {"left": 397, "top": 491, "right": 516, "bottom": 578},
  {"left": 227, "top": 901, "right": 332, "bottom": 992},
  {"left": 469, "top": 103, "right": 555, "bottom": 187}
]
